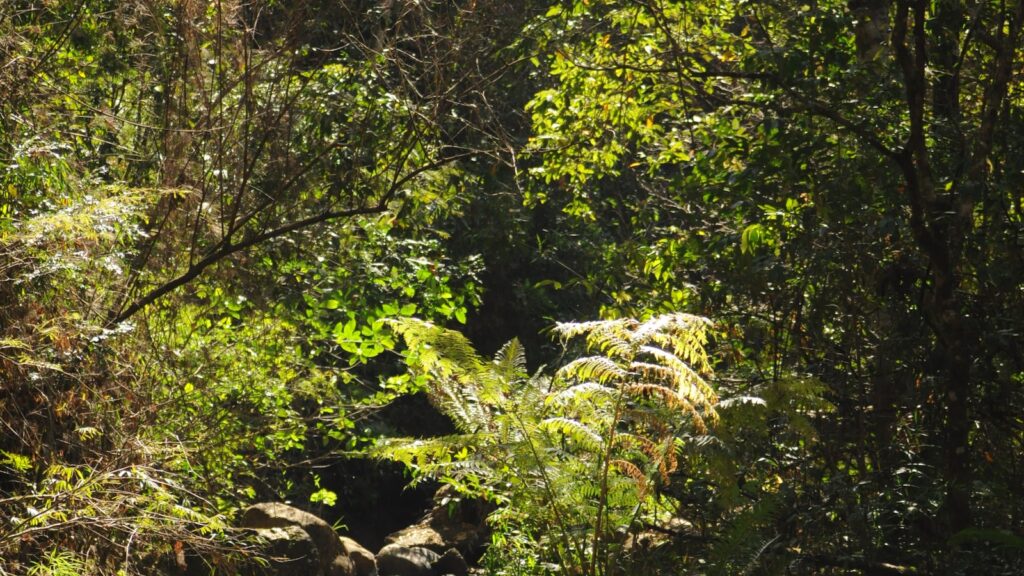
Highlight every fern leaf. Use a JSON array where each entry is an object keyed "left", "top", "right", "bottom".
[
  {"left": 636, "top": 346, "right": 717, "bottom": 403},
  {"left": 388, "top": 317, "right": 485, "bottom": 378},
  {"left": 539, "top": 417, "right": 604, "bottom": 452},
  {"left": 553, "top": 319, "right": 620, "bottom": 341},
  {"left": 639, "top": 317, "right": 711, "bottom": 373},
  {"left": 623, "top": 383, "right": 685, "bottom": 409},
  {"left": 557, "top": 356, "right": 629, "bottom": 384},
  {"left": 554, "top": 319, "right": 638, "bottom": 358},
  {"left": 545, "top": 381, "right": 615, "bottom": 408},
  {"left": 427, "top": 380, "right": 487, "bottom": 433},
  {"left": 494, "top": 338, "right": 527, "bottom": 380},
  {"left": 614, "top": 432, "right": 658, "bottom": 455},
  {"left": 717, "top": 395, "right": 766, "bottom": 409},
  {"left": 610, "top": 459, "right": 649, "bottom": 498}
]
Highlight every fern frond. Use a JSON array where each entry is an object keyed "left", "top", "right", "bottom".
[
  {"left": 610, "top": 460, "right": 648, "bottom": 498},
  {"left": 557, "top": 356, "right": 629, "bottom": 385},
  {"left": 434, "top": 458, "right": 497, "bottom": 481},
  {"left": 427, "top": 377, "right": 488, "bottom": 432},
  {"left": 627, "top": 366, "right": 716, "bottom": 427},
  {"left": 685, "top": 434, "right": 723, "bottom": 449},
  {"left": 553, "top": 319, "right": 624, "bottom": 341},
  {"left": 614, "top": 432, "right": 659, "bottom": 455},
  {"left": 614, "top": 433, "right": 676, "bottom": 480},
  {"left": 587, "top": 331, "right": 634, "bottom": 359},
  {"left": 640, "top": 319, "right": 711, "bottom": 372},
  {"left": 636, "top": 346, "right": 717, "bottom": 403},
  {"left": 374, "top": 433, "right": 485, "bottom": 474},
  {"left": 388, "top": 317, "right": 486, "bottom": 378},
  {"left": 554, "top": 319, "right": 639, "bottom": 358},
  {"left": 545, "top": 381, "right": 615, "bottom": 408},
  {"left": 539, "top": 417, "right": 605, "bottom": 452},
  {"left": 494, "top": 338, "right": 527, "bottom": 381},
  {"left": 717, "top": 395, "right": 766, "bottom": 409},
  {"left": 622, "top": 382, "right": 709, "bottom": 432},
  {"left": 624, "top": 383, "right": 686, "bottom": 410}
]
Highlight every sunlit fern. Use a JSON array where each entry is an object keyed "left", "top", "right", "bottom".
[{"left": 377, "top": 313, "right": 717, "bottom": 576}]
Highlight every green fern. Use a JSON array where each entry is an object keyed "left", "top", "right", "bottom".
[
  {"left": 707, "top": 495, "right": 783, "bottom": 576},
  {"left": 377, "top": 313, "right": 718, "bottom": 576}
]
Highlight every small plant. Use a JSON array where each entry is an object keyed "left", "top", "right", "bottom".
[
  {"left": 26, "top": 549, "right": 88, "bottom": 576},
  {"left": 377, "top": 313, "right": 717, "bottom": 575}
]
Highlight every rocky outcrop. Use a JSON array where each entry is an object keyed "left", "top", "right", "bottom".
[
  {"left": 240, "top": 503, "right": 376, "bottom": 576},
  {"left": 340, "top": 536, "right": 377, "bottom": 576},
  {"left": 375, "top": 544, "right": 468, "bottom": 576},
  {"left": 235, "top": 496, "right": 478, "bottom": 576},
  {"left": 249, "top": 525, "right": 322, "bottom": 576},
  {"left": 382, "top": 486, "right": 490, "bottom": 559},
  {"left": 432, "top": 548, "right": 469, "bottom": 576},
  {"left": 376, "top": 544, "right": 439, "bottom": 576}
]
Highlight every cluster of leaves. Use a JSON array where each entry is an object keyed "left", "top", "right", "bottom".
[
  {"left": 4, "top": 0, "right": 1024, "bottom": 573},
  {"left": 0, "top": 0, "right": 502, "bottom": 571},
  {"left": 511, "top": 0, "right": 1024, "bottom": 573},
  {"left": 0, "top": 179, "right": 244, "bottom": 571}
]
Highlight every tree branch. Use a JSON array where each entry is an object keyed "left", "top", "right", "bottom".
[
  {"left": 106, "top": 203, "right": 390, "bottom": 326},
  {"left": 107, "top": 149, "right": 478, "bottom": 326}
]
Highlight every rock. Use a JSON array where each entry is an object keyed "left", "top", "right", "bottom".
[
  {"left": 375, "top": 544, "right": 469, "bottom": 576},
  {"left": 384, "top": 524, "right": 447, "bottom": 552},
  {"left": 376, "top": 544, "right": 439, "bottom": 576},
  {"left": 331, "top": 555, "right": 357, "bottom": 576},
  {"left": 340, "top": 536, "right": 377, "bottom": 576},
  {"left": 240, "top": 503, "right": 350, "bottom": 576},
  {"left": 252, "top": 525, "right": 323, "bottom": 576},
  {"left": 432, "top": 548, "right": 468, "bottom": 576},
  {"left": 383, "top": 486, "right": 490, "bottom": 559}
]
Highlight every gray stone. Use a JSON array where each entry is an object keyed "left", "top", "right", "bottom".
[
  {"left": 383, "top": 486, "right": 490, "bottom": 559},
  {"left": 376, "top": 544, "right": 439, "bottom": 576},
  {"left": 252, "top": 525, "right": 323, "bottom": 576},
  {"left": 240, "top": 503, "right": 351, "bottom": 576},
  {"left": 340, "top": 536, "right": 377, "bottom": 576},
  {"left": 432, "top": 548, "right": 468, "bottom": 576}
]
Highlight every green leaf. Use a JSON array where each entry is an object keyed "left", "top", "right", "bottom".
[
  {"left": 740, "top": 223, "right": 764, "bottom": 254},
  {"left": 310, "top": 488, "right": 338, "bottom": 507}
]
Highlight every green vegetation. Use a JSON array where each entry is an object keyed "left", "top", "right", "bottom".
[
  {"left": 1, "top": 0, "right": 1023, "bottom": 574},
  {"left": 380, "top": 314, "right": 717, "bottom": 575}
]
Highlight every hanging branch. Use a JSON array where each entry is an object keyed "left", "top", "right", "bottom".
[{"left": 106, "top": 149, "right": 475, "bottom": 327}]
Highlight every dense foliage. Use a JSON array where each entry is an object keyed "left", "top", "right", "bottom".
[
  {"left": 1, "top": 0, "right": 1023, "bottom": 574},
  {"left": 380, "top": 314, "right": 718, "bottom": 575}
]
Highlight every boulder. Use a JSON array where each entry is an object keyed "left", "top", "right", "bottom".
[
  {"left": 376, "top": 544, "right": 439, "bottom": 576},
  {"left": 432, "top": 548, "right": 468, "bottom": 576},
  {"left": 240, "top": 503, "right": 352, "bottom": 576},
  {"left": 340, "top": 536, "right": 377, "bottom": 576},
  {"left": 383, "top": 523, "right": 447, "bottom": 553},
  {"left": 383, "top": 486, "right": 490, "bottom": 559},
  {"left": 375, "top": 544, "right": 469, "bottom": 576},
  {"left": 251, "top": 525, "right": 323, "bottom": 576}
]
